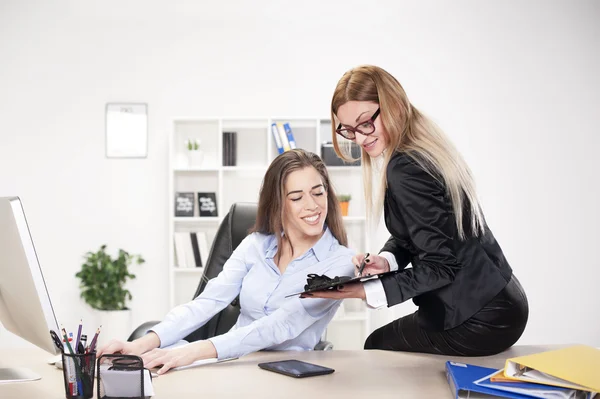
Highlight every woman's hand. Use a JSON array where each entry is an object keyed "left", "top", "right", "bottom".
[
  {"left": 301, "top": 282, "right": 366, "bottom": 300},
  {"left": 97, "top": 339, "right": 145, "bottom": 358},
  {"left": 141, "top": 340, "right": 217, "bottom": 375},
  {"left": 97, "top": 332, "right": 160, "bottom": 358},
  {"left": 353, "top": 253, "right": 390, "bottom": 277}
]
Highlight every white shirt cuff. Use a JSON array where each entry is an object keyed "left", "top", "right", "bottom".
[
  {"left": 379, "top": 251, "right": 399, "bottom": 272},
  {"left": 363, "top": 279, "right": 388, "bottom": 309}
]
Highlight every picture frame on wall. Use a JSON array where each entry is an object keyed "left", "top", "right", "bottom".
[{"left": 105, "top": 103, "right": 148, "bottom": 158}]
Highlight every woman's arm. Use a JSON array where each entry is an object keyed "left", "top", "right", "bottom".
[
  {"left": 209, "top": 295, "right": 340, "bottom": 360},
  {"left": 380, "top": 236, "right": 412, "bottom": 271},
  {"left": 207, "top": 254, "right": 354, "bottom": 360},
  {"left": 142, "top": 254, "right": 354, "bottom": 372},
  {"left": 149, "top": 234, "right": 256, "bottom": 348},
  {"left": 381, "top": 156, "right": 461, "bottom": 307}
]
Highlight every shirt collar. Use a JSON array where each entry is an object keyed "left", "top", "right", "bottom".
[
  {"left": 311, "top": 226, "right": 334, "bottom": 262},
  {"left": 265, "top": 235, "right": 279, "bottom": 260},
  {"left": 264, "top": 225, "right": 334, "bottom": 262}
]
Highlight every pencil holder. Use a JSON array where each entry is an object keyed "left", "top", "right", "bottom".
[{"left": 61, "top": 351, "right": 96, "bottom": 399}]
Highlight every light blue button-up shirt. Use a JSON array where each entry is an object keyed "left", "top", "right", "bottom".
[{"left": 151, "top": 226, "right": 355, "bottom": 360}]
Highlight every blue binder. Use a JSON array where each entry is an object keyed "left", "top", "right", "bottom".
[
  {"left": 270, "top": 123, "right": 284, "bottom": 154},
  {"left": 446, "top": 361, "right": 530, "bottom": 398},
  {"left": 283, "top": 123, "right": 297, "bottom": 149},
  {"left": 446, "top": 361, "right": 591, "bottom": 399}
]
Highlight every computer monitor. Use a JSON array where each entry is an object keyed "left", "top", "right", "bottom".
[{"left": 0, "top": 196, "right": 61, "bottom": 382}]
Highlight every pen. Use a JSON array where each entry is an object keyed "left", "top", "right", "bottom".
[
  {"left": 79, "top": 334, "right": 87, "bottom": 355},
  {"left": 357, "top": 253, "right": 370, "bottom": 277},
  {"left": 75, "top": 319, "right": 82, "bottom": 351},
  {"left": 61, "top": 326, "right": 82, "bottom": 395}
]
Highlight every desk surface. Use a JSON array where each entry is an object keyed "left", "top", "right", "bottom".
[{"left": 0, "top": 345, "right": 559, "bottom": 398}]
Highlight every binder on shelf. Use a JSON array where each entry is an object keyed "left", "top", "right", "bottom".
[
  {"left": 283, "top": 123, "right": 296, "bottom": 149},
  {"left": 190, "top": 232, "right": 202, "bottom": 267},
  {"left": 276, "top": 123, "right": 290, "bottom": 151},
  {"left": 223, "top": 132, "right": 237, "bottom": 166},
  {"left": 196, "top": 231, "right": 209, "bottom": 268},
  {"left": 173, "top": 233, "right": 187, "bottom": 268},
  {"left": 270, "top": 123, "right": 284, "bottom": 154},
  {"left": 174, "top": 231, "right": 210, "bottom": 269}
]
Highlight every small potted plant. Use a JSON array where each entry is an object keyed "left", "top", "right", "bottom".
[
  {"left": 186, "top": 138, "right": 204, "bottom": 167},
  {"left": 338, "top": 194, "right": 351, "bottom": 216},
  {"left": 75, "top": 245, "right": 144, "bottom": 345}
]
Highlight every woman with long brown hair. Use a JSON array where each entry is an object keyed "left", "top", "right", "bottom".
[
  {"left": 99, "top": 149, "right": 354, "bottom": 373},
  {"left": 307, "top": 65, "right": 528, "bottom": 356}
]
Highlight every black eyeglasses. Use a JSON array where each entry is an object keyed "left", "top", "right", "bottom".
[{"left": 335, "top": 108, "right": 380, "bottom": 140}]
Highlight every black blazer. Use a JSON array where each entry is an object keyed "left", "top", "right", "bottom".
[{"left": 380, "top": 151, "right": 512, "bottom": 331}]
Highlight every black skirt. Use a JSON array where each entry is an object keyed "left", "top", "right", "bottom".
[{"left": 364, "top": 275, "right": 529, "bottom": 356}]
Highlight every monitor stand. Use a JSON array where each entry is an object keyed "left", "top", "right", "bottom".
[{"left": 0, "top": 367, "right": 41, "bottom": 383}]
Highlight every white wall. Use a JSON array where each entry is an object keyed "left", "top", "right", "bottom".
[{"left": 1, "top": 0, "right": 598, "bottom": 349}]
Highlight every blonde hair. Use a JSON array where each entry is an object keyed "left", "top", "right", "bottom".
[{"left": 330, "top": 65, "right": 484, "bottom": 239}]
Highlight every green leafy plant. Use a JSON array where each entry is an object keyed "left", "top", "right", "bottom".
[
  {"left": 75, "top": 245, "right": 145, "bottom": 311},
  {"left": 186, "top": 138, "right": 200, "bottom": 151},
  {"left": 338, "top": 194, "right": 352, "bottom": 202}
]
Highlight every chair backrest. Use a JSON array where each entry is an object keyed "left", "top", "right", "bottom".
[{"left": 183, "top": 202, "right": 257, "bottom": 342}]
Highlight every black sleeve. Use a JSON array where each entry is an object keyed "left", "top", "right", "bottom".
[
  {"left": 381, "top": 156, "right": 462, "bottom": 307},
  {"left": 380, "top": 235, "right": 411, "bottom": 271}
]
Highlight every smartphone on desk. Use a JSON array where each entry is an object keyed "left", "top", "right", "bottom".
[{"left": 258, "top": 360, "right": 334, "bottom": 378}]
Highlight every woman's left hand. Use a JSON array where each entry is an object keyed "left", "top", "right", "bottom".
[
  {"left": 141, "top": 340, "right": 217, "bottom": 375},
  {"left": 301, "top": 282, "right": 366, "bottom": 300}
]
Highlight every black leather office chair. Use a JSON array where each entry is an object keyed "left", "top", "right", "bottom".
[{"left": 129, "top": 202, "right": 332, "bottom": 350}]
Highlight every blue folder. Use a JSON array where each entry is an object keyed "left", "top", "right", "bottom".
[
  {"left": 446, "top": 361, "right": 591, "bottom": 399},
  {"left": 446, "top": 361, "right": 530, "bottom": 398}
]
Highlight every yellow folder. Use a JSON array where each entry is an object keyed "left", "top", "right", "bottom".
[{"left": 503, "top": 345, "right": 600, "bottom": 392}]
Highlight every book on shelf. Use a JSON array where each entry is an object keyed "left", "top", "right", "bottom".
[
  {"left": 197, "top": 192, "right": 218, "bottom": 217},
  {"left": 174, "top": 231, "right": 209, "bottom": 268},
  {"left": 223, "top": 131, "right": 237, "bottom": 166},
  {"left": 174, "top": 192, "right": 195, "bottom": 217}
]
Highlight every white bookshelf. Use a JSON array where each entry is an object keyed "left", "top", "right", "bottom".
[{"left": 168, "top": 117, "right": 373, "bottom": 350}]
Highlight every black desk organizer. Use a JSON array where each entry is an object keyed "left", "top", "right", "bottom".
[{"left": 97, "top": 354, "right": 151, "bottom": 399}]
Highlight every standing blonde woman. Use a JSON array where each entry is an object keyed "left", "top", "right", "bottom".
[{"left": 306, "top": 65, "right": 528, "bottom": 356}]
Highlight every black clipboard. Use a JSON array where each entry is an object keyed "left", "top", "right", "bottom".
[{"left": 285, "top": 270, "right": 398, "bottom": 298}]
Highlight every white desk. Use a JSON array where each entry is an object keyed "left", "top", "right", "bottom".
[{"left": 0, "top": 345, "right": 558, "bottom": 398}]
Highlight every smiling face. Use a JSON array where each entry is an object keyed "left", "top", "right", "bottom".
[
  {"left": 283, "top": 166, "right": 328, "bottom": 244},
  {"left": 336, "top": 101, "right": 388, "bottom": 158}
]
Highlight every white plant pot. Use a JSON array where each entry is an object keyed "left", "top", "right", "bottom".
[
  {"left": 188, "top": 150, "right": 204, "bottom": 167},
  {"left": 94, "top": 309, "right": 132, "bottom": 348}
]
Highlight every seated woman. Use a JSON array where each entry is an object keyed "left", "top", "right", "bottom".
[{"left": 99, "top": 149, "right": 355, "bottom": 374}]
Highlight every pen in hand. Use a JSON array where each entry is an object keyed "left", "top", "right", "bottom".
[{"left": 357, "top": 253, "right": 370, "bottom": 277}]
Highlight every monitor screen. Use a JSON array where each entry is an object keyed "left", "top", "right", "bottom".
[{"left": 0, "top": 196, "right": 60, "bottom": 356}]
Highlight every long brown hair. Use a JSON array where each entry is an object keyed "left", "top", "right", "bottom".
[
  {"left": 251, "top": 149, "right": 347, "bottom": 260},
  {"left": 330, "top": 65, "right": 484, "bottom": 239}
]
